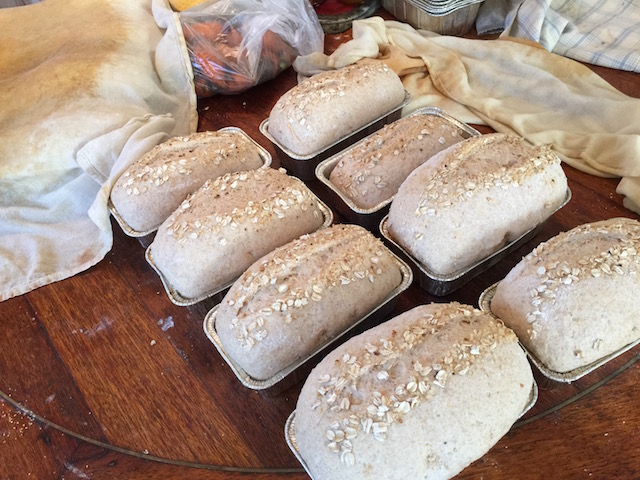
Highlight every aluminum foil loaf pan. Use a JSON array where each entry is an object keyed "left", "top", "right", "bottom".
[
  {"left": 479, "top": 282, "right": 640, "bottom": 383},
  {"left": 314, "top": 107, "right": 480, "bottom": 230},
  {"left": 202, "top": 252, "right": 413, "bottom": 392},
  {"left": 259, "top": 91, "right": 410, "bottom": 181},
  {"left": 378, "top": 188, "right": 571, "bottom": 296},
  {"left": 109, "top": 127, "right": 272, "bottom": 238}
]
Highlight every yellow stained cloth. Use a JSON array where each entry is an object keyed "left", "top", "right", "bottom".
[
  {"left": 294, "top": 17, "right": 640, "bottom": 215},
  {"left": 0, "top": 0, "right": 196, "bottom": 301}
]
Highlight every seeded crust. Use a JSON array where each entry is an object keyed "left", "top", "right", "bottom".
[
  {"left": 215, "top": 224, "right": 403, "bottom": 380},
  {"left": 267, "top": 62, "right": 405, "bottom": 156},
  {"left": 387, "top": 133, "right": 568, "bottom": 276},
  {"left": 329, "top": 113, "right": 469, "bottom": 209},
  {"left": 294, "top": 303, "right": 533, "bottom": 480},
  {"left": 110, "top": 130, "right": 264, "bottom": 232},
  {"left": 149, "top": 168, "right": 325, "bottom": 300},
  {"left": 491, "top": 217, "right": 640, "bottom": 373}
]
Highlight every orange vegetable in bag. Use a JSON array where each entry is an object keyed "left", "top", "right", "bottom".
[{"left": 180, "top": 0, "right": 323, "bottom": 98}]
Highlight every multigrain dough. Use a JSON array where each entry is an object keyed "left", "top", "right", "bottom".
[
  {"left": 110, "top": 130, "right": 264, "bottom": 233},
  {"left": 267, "top": 62, "right": 405, "bottom": 156},
  {"left": 215, "top": 224, "right": 404, "bottom": 380},
  {"left": 491, "top": 217, "right": 640, "bottom": 373},
  {"left": 294, "top": 302, "right": 534, "bottom": 480},
  {"left": 149, "top": 167, "right": 325, "bottom": 300},
  {"left": 387, "top": 133, "right": 568, "bottom": 276},
  {"left": 329, "top": 111, "right": 473, "bottom": 209}
]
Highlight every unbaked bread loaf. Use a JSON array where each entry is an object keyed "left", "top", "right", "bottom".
[
  {"left": 110, "top": 130, "right": 265, "bottom": 233},
  {"left": 387, "top": 133, "right": 568, "bottom": 276},
  {"left": 148, "top": 167, "right": 326, "bottom": 300},
  {"left": 329, "top": 110, "right": 473, "bottom": 209},
  {"left": 491, "top": 217, "right": 640, "bottom": 373},
  {"left": 294, "top": 302, "right": 534, "bottom": 480},
  {"left": 215, "top": 224, "right": 404, "bottom": 380},
  {"left": 267, "top": 62, "right": 405, "bottom": 156}
]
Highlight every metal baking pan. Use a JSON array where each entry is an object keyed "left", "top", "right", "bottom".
[
  {"left": 202, "top": 252, "right": 413, "bottom": 391},
  {"left": 314, "top": 107, "right": 480, "bottom": 230},
  {"left": 379, "top": 188, "right": 571, "bottom": 296},
  {"left": 109, "top": 126, "right": 272, "bottom": 238},
  {"left": 479, "top": 282, "right": 640, "bottom": 383},
  {"left": 259, "top": 91, "right": 410, "bottom": 181},
  {"left": 381, "top": 0, "right": 483, "bottom": 35},
  {"left": 285, "top": 380, "right": 537, "bottom": 479},
  {"left": 145, "top": 199, "right": 333, "bottom": 307}
]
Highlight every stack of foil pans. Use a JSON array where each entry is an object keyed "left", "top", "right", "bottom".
[{"left": 382, "top": 0, "right": 484, "bottom": 35}]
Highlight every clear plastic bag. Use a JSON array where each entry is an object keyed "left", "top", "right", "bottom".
[{"left": 180, "top": 0, "right": 324, "bottom": 97}]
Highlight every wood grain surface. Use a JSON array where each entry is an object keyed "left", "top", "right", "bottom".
[{"left": 1, "top": 10, "right": 639, "bottom": 480}]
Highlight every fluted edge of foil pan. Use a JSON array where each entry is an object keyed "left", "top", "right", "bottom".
[
  {"left": 202, "top": 252, "right": 413, "bottom": 390},
  {"left": 479, "top": 281, "right": 640, "bottom": 383},
  {"left": 314, "top": 107, "right": 481, "bottom": 229},
  {"left": 259, "top": 91, "right": 411, "bottom": 181},
  {"left": 145, "top": 198, "right": 334, "bottom": 307},
  {"left": 108, "top": 126, "right": 273, "bottom": 238}
]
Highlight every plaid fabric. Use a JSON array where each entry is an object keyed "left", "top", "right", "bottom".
[{"left": 476, "top": 0, "right": 640, "bottom": 72}]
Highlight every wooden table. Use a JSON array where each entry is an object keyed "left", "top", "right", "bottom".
[{"left": 2, "top": 12, "right": 639, "bottom": 480}]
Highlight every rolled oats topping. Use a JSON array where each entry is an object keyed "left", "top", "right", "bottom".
[
  {"left": 521, "top": 218, "right": 640, "bottom": 329},
  {"left": 163, "top": 168, "right": 318, "bottom": 245},
  {"left": 224, "top": 225, "right": 396, "bottom": 351},
  {"left": 413, "top": 135, "right": 560, "bottom": 217},
  {"left": 309, "top": 303, "right": 513, "bottom": 464}
]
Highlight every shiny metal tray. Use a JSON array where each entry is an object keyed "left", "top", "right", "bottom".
[
  {"left": 285, "top": 380, "right": 537, "bottom": 477},
  {"left": 145, "top": 199, "right": 333, "bottom": 307},
  {"left": 259, "top": 91, "right": 410, "bottom": 181},
  {"left": 381, "top": 0, "right": 482, "bottom": 35},
  {"left": 479, "top": 282, "right": 640, "bottom": 383},
  {"left": 379, "top": 188, "right": 571, "bottom": 296},
  {"left": 202, "top": 252, "right": 413, "bottom": 390},
  {"left": 314, "top": 107, "right": 480, "bottom": 230},
  {"left": 109, "top": 126, "right": 272, "bottom": 238}
]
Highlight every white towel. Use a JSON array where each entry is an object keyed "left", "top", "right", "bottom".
[{"left": 0, "top": 0, "right": 196, "bottom": 301}]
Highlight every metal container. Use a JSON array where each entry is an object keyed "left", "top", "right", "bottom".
[
  {"left": 202, "top": 252, "right": 413, "bottom": 391},
  {"left": 314, "top": 107, "right": 480, "bottom": 230},
  {"left": 382, "top": 0, "right": 483, "bottom": 35},
  {"left": 479, "top": 282, "right": 640, "bottom": 383},
  {"left": 109, "top": 127, "right": 272, "bottom": 238},
  {"left": 379, "top": 188, "right": 572, "bottom": 296},
  {"left": 259, "top": 91, "right": 411, "bottom": 181},
  {"left": 145, "top": 199, "right": 333, "bottom": 307}
]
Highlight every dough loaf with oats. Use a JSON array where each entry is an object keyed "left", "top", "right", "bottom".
[
  {"left": 329, "top": 111, "right": 474, "bottom": 209},
  {"left": 149, "top": 167, "right": 325, "bottom": 300},
  {"left": 110, "top": 130, "right": 264, "bottom": 233},
  {"left": 491, "top": 217, "right": 640, "bottom": 373},
  {"left": 387, "top": 133, "right": 568, "bottom": 276},
  {"left": 215, "top": 224, "right": 404, "bottom": 380},
  {"left": 294, "top": 302, "right": 534, "bottom": 480},
  {"left": 267, "top": 62, "right": 405, "bottom": 156}
]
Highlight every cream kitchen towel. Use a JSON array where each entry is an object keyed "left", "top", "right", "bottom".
[
  {"left": 0, "top": 0, "right": 197, "bottom": 301},
  {"left": 293, "top": 16, "right": 640, "bottom": 215}
]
